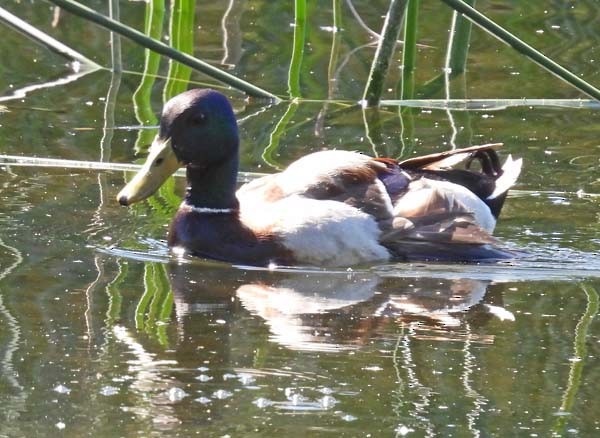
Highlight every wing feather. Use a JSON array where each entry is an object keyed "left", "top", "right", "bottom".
[{"left": 399, "top": 143, "right": 503, "bottom": 170}]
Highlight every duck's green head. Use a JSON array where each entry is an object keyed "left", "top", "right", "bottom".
[{"left": 117, "top": 89, "right": 239, "bottom": 206}]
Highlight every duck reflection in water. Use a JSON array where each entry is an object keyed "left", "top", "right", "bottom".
[{"left": 166, "top": 262, "right": 515, "bottom": 352}]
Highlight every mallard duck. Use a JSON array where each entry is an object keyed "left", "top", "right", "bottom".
[{"left": 117, "top": 89, "right": 522, "bottom": 267}]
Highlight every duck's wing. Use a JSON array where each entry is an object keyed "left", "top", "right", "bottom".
[
  {"left": 399, "top": 143, "right": 522, "bottom": 219},
  {"left": 380, "top": 145, "right": 519, "bottom": 260},
  {"left": 238, "top": 150, "right": 398, "bottom": 223},
  {"left": 378, "top": 175, "right": 514, "bottom": 261},
  {"left": 398, "top": 143, "right": 503, "bottom": 170}
]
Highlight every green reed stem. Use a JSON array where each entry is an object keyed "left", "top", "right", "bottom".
[
  {"left": 444, "top": 1, "right": 473, "bottom": 147},
  {"left": 288, "top": 0, "right": 307, "bottom": 98},
  {"left": 135, "top": 265, "right": 155, "bottom": 330},
  {"left": 47, "top": 0, "right": 279, "bottom": 100},
  {"left": 329, "top": 0, "right": 342, "bottom": 90},
  {"left": 417, "top": 0, "right": 474, "bottom": 99},
  {"left": 99, "top": 0, "right": 122, "bottom": 162},
  {"left": 397, "top": 103, "right": 414, "bottom": 157},
  {"left": 362, "top": 107, "right": 384, "bottom": 156},
  {"left": 163, "top": 0, "right": 195, "bottom": 100},
  {"left": 145, "top": 263, "right": 166, "bottom": 333},
  {"left": 315, "top": 0, "right": 343, "bottom": 136},
  {"left": 440, "top": 0, "right": 600, "bottom": 101},
  {"left": 445, "top": 0, "right": 474, "bottom": 75},
  {"left": 105, "top": 261, "right": 128, "bottom": 325},
  {"left": 0, "top": 6, "right": 101, "bottom": 68},
  {"left": 155, "top": 264, "right": 173, "bottom": 346},
  {"left": 262, "top": 101, "right": 298, "bottom": 169},
  {"left": 160, "top": 3, "right": 195, "bottom": 215},
  {"left": 156, "top": 292, "right": 174, "bottom": 346},
  {"left": 400, "top": 0, "right": 419, "bottom": 101},
  {"left": 164, "top": 0, "right": 183, "bottom": 100},
  {"left": 133, "top": 0, "right": 164, "bottom": 129},
  {"left": 363, "top": 0, "right": 408, "bottom": 107},
  {"left": 553, "top": 284, "right": 599, "bottom": 434}
]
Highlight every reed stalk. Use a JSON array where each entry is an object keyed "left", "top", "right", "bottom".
[
  {"left": 399, "top": 0, "right": 419, "bottom": 101},
  {"left": 133, "top": 0, "right": 164, "bottom": 129},
  {"left": 553, "top": 284, "right": 598, "bottom": 434},
  {"left": 414, "top": 0, "right": 474, "bottom": 99},
  {"left": 163, "top": 0, "right": 195, "bottom": 100},
  {"left": 440, "top": 0, "right": 600, "bottom": 101},
  {"left": 362, "top": 107, "right": 383, "bottom": 156},
  {"left": 99, "top": 0, "right": 122, "bottom": 162},
  {"left": 0, "top": 6, "right": 100, "bottom": 68},
  {"left": 315, "top": 0, "right": 342, "bottom": 137},
  {"left": 262, "top": 102, "right": 298, "bottom": 169},
  {"left": 328, "top": 0, "right": 342, "bottom": 94},
  {"left": 445, "top": 0, "right": 474, "bottom": 76},
  {"left": 47, "top": 0, "right": 279, "bottom": 100},
  {"left": 288, "top": 0, "right": 307, "bottom": 98},
  {"left": 362, "top": 0, "right": 407, "bottom": 107},
  {"left": 105, "top": 262, "right": 127, "bottom": 324},
  {"left": 443, "top": 1, "right": 474, "bottom": 148}
]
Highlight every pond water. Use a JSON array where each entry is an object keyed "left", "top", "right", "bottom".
[{"left": 1, "top": 0, "right": 600, "bottom": 436}]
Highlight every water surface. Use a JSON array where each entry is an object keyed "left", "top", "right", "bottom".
[{"left": 1, "top": 1, "right": 599, "bottom": 436}]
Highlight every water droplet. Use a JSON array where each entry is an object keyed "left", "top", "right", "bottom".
[
  {"left": 99, "top": 386, "right": 119, "bottom": 396},
  {"left": 212, "top": 389, "right": 233, "bottom": 399},
  {"left": 238, "top": 373, "right": 256, "bottom": 385},
  {"left": 253, "top": 397, "right": 273, "bottom": 408},
  {"left": 53, "top": 384, "right": 71, "bottom": 394},
  {"left": 320, "top": 395, "right": 337, "bottom": 409},
  {"left": 152, "top": 415, "right": 181, "bottom": 425},
  {"left": 362, "top": 366, "right": 383, "bottom": 372},
  {"left": 167, "top": 387, "right": 188, "bottom": 402},
  {"left": 194, "top": 396, "right": 212, "bottom": 404},
  {"left": 196, "top": 374, "right": 212, "bottom": 382},
  {"left": 290, "top": 393, "right": 304, "bottom": 405},
  {"left": 55, "top": 422, "right": 66, "bottom": 430},
  {"left": 395, "top": 425, "right": 414, "bottom": 435}
]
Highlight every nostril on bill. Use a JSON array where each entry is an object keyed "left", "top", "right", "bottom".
[{"left": 118, "top": 195, "right": 130, "bottom": 206}]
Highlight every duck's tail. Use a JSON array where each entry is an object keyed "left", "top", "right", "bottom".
[
  {"left": 481, "top": 153, "right": 522, "bottom": 218},
  {"left": 488, "top": 154, "right": 523, "bottom": 200}
]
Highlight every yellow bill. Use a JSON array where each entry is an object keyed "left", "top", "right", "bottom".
[{"left": 117, "top": 136, "right": 181, "bottom": 206}]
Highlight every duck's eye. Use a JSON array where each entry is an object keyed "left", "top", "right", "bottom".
[
  {"left": 191, "top": 112, "right": 207, "bottom": 125},
  {"left": 154, "top": 158, "right": 164, "bottom": 167}
]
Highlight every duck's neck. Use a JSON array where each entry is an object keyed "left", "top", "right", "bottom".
[{"left": 184, "top": 156, "right": 240, "bottom": 210}]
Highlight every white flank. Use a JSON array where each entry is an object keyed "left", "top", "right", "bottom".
[
  {"left": 487, "top": 155, "right": 523, "bottom": 200},
  {"left": 240, "top": 196, "right": 390, "bottom": 266}
]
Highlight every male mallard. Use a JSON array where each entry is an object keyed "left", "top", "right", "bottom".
[{"left": 117, "top": 89, "right": 522, "bottom": 266}]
